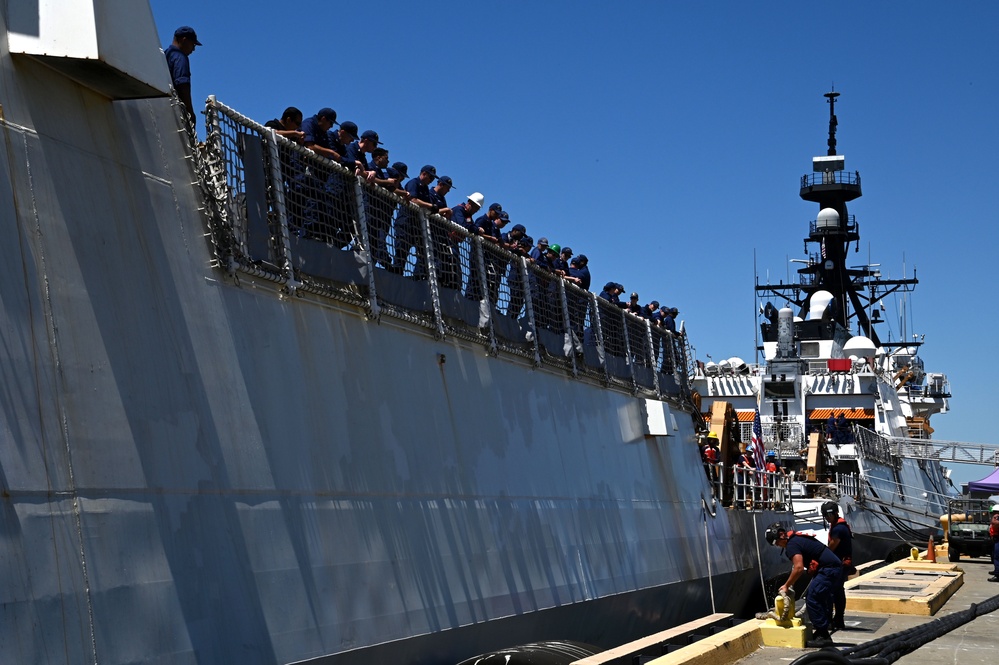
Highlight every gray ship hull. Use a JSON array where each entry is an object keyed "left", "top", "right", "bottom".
[{"left": 0, "top": 6, "right": 787, "bottom": 664}]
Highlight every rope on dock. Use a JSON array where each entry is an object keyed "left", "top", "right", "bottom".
[{"left": 789, "top": 591, "right": 999, "bottom": 664}]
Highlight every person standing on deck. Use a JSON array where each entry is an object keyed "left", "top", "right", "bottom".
[{"left": 164, "top": 27, "right": 202, "bottom": 129}]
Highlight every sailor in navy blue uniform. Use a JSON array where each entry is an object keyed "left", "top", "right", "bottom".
[
  {"left": 292, "top": 107, "right": 348, "bottom": 242},
  {"left": 344, "top": 130, "right": 381, "bottom": 177},
  {"left": 503, "top": 223, "right": 531, "bottom": 318},
  {"left": 451, "top": 192, "right": 483, "bottom": 234},
  {"left": 568, "top": 255, "right": 590, "bottom": 291},
  {"left": 427, "top": 176, "right": 459, "bottom": 288},
  {"left": 365, "top": 147, "right": 401, "bottom": 268},
  {"left": 661, "top": 307, "right": 677, "bottom": 333},
  {"left": 822, "top": 502, "right": 853, "bottom": 631},
  {"left": 465, "top": 204, "right": 504, "bottom": 301},
  {"left": 766, "top": 523, "right": 841, "bottom": 647},
  {"left": 392, "top": 165, "right": 438, "bottom": 275},
  {"left": 164, "top": 26, "right": 201, "bottom": 128},
  {"left": 530, "top": 237, "right": 549, "bottom": 262},
  {"left": 566, "top": 255, "right": 591, "bottom": 335}
]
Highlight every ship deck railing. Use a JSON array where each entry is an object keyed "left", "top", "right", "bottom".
[
  {"left": 703, "top": 464, "right": 792, "bottom": 512},
  {"left": 195, "top": 98, "right": 694, "bottom": 401}
]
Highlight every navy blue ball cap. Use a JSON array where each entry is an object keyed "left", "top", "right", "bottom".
[
  {"left": 603, "top": 282, "right": 616, "bottom": 291},
  {"left": 391, "top": 162, "right": 409, "bottom": 179},
  {"left": 340, "top": 121, "right": 358, "bottom": 139},
  {"left": 317, "top": 107, "right": 337, "bottom": 123},
  {"left": 561, "top": 246, "right": 572, "bottom": 255},
  {"left": 512, "top": 223, "right": 526, "bottom": 233},
  {"left": 489, "top": 202, "right": 503, "bottom": 212},
  {"left": 576, "top": 254, "right": 587, "bottom": 263},
  {"left": 175, "top": 26, "right": 202, "bottom": 45},
  {"left": 420, "top": 164, "right": 437, "bottom": 177},
  {"left": 360, "top": 130, "right": 381, "bottom": 144},
  {"left": 438, "top": 175, "right": 453, "bottom": 187}
]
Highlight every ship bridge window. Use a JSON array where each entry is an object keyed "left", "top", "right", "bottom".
[
  {"left": 800, "top": 342, "right": 821, "bottom": 358},
  {"left": 764, "top": 382, "right": 796, "bottom": 399}
]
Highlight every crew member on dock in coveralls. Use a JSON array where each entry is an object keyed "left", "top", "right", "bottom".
[
  {"left": 989, "top": 505, "right": 999, "bottom": 582},
  {"left": 822, "top": 501, "right": 853, "bottom": 630},
  {"left": 766, "top": 523, "right": 841, "bottom": 648}
]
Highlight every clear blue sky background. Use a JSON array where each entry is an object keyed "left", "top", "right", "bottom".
[{"left": 150, "top": 1, "right": 998, "bottom": 487}]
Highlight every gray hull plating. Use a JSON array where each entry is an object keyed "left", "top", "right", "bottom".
[{"left": 0, "top": 12, "right": 785, "bottom": 665}]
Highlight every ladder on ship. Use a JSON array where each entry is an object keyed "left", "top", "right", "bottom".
[{"left": 889, "top": 437, "right": 999, "bottom": 467}]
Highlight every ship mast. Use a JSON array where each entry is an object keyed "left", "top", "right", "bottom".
[{"left": 755, "top": 91, "right": 918, "bottom": 349}]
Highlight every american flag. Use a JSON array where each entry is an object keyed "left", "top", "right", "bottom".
[{"left": 751, "top": 409, "right": 766, "bottom": 470}]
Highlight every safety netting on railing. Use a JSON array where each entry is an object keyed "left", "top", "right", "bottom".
[{"left": 199, "top": 97, "right": 693, "bottom": 398}]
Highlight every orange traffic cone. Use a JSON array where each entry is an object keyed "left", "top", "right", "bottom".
[{"left": 927, "top": 535, "right": 936, "bottom": 563}]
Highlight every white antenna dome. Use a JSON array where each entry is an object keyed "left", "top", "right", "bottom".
[
  {"left": 809, "top": 290, "right": 834, "bottom": 320},
  {"left": 843, "top": 336, "right": 876, "bottom": 359},
  {"left": 816, "top": 208, "right": 840, "bottom": 229}
]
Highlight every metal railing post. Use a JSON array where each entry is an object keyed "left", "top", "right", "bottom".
[
  {"left": 620, "top": 310, "right": 637, "bottom": 391},
  {"left": 418, "top": 209, "right": 445, "bottom": 338},
  {"left": 645, "top": 319, "right": 660, "bottom": 397},
  {"left": 353, "top": 180, "right": 380, "bottom": 320},
  {"left": 519, "top": 258, "right": 541, "bottom": 366},
  {"left": 589, "top": 293, "right": 610, "bottom": 383},
  {"left": 556, "top": 280, "right": 577, "bottom": 376},
  {"left": 263, "top": 128, "right": 298, "bottom": 289},
  {"left": 471, "top": 237, "right": 497, "bottom": 353}
]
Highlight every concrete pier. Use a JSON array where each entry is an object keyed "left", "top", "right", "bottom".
[{"left": 573, "top": 552, "right": 999, "bottom": 665}]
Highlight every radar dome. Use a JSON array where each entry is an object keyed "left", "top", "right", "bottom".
[
  {"left": 728, "top": 357, "right": 748, "bottom": 373},
  {"left": 816, "top": 208, "right": 840, "bottom": 229},
  {"left": 809, "top": 290, "right": 834, "bottom": 320},
  {"left": 843, "top": 336, "right": 876, "bottom": 359}
]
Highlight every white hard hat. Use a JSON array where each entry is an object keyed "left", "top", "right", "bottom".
[{"left": 467, "top": 192, "right": 485, "bottom": 209}]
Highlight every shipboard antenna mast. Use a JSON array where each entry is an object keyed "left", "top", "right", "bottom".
[{"left": 825, "top": 89, "right": 840, "bottom": 156}]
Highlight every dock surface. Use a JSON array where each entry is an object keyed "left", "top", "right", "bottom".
[{"left": 740, "top": 556, "right": 999, "bottom": 665}]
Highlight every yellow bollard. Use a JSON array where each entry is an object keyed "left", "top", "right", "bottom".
[
  {"left": 759, "top": 590, "right": 807, "bottom": 647},
  {"left": 910, "top": 547, "right": 920, "bottom": 560}
]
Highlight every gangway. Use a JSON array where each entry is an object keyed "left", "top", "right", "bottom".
[{"left": 890, "top": 437, "right": 999, "bottom": 467}]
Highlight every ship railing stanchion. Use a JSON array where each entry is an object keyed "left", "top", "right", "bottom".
[
  {"left": 645, "top": 319, "right": 661, "bottom": 398},
  {"left": 556, "top": 279, "right": 577, "bottom": 377},
  {"left": 519, "top": 257, "right": 542, "bottom": 367},
  {"left": 588, "top": 292, "right": 610, "bottom": 384},
  {"left": 352, "top": 179, "right": 380, "bottom": 320},
  {"left": 471, "top": 236, "right": 498, "bottom": 354},
  {"left": 418, "top": 208, "right": 446, "bottom": 339},
  {"left": 620, "top": 310, "right": 637, "bottom": 393},
  {"left": 200, "top": 97, "right": 239, "bottom": 272},
  {"left": 263, "top": 127, "right": 298, "bottom": 291}
]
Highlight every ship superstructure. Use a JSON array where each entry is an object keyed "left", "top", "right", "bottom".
[{"left": 692, "top": 93, "right": 955, "bottom": 562}]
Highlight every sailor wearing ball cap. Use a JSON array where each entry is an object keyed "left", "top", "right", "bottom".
[
  {"left": 164, "top": 26, "right": 203, "bottom": 127},
  {"left": 391, "top": 165, "right": 439, "bottom": 274}
]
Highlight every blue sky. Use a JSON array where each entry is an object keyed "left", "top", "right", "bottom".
[{"left": 150, "top": 1, "right": 998, "bottom": 487}]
